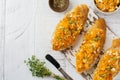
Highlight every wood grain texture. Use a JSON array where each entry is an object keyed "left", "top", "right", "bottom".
[
  {"left": 0, "top": 0, "right": 5, "bottom": 80},
  {"left": 5, "top": 0, "right": 36, "bottom": 80}
]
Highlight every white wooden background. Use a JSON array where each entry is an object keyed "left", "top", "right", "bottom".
[{"left": 0, "top": 0, "right": 120, "bottom": 80}]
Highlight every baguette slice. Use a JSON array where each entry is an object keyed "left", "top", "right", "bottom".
[
  {"left": 76, "top": 18, "right": 106, "bottom": 73},
  {"left": 93, "top": 38, "right": 120, "bottom": 80},
  {"left": 52, "top": 4, "right": 89, "bottom": 50}
]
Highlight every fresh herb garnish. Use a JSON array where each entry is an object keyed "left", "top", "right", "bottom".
[
  {"left": 54, "top": 75, "right": 65, "bottom": 80},
  {"left": 61, "top": 27, "right": 66, "bottom": 31},
  {"left": 57, "top": 36, "right": 62, "bottom": 40},
  {"left": 112, "top": 56, "right": 118, "bottom": 60},
  {"left": 93, "top": 35, "right": 101, "bottom": 41},
  {"left": 107, "top": 66, "right": 113, "bottom": 71},
  {"left": 53, "top": 0, "right": 65, "bottom": 8},
  {"left": 68, "top": 18, "right": 76, "bottom": 25},
  {"left": 83, "top": 57, "right": 89, "bottom": 63},
  {"left": 69, "top": 20, "right": 76, "bottom": 24},
  {"left": 90, "top": 45, "right": 95, "bottom": 50},
  {"left": 25, "top": 55, "right": 66, "bottom": 80},
  {"left": 66, "top": 29, "right": 71, "bottom": 34},
  {"left": 85, "top": 22, "right": 89, "bottom": 28},
  {"left": 89, "top": 14, "right": 92, "bottom": 18},
  {"left": 99, "top": 74, "right": 105, "bottom": 78}
]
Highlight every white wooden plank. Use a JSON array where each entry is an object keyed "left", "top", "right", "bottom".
[
  {"left": 4, "top": 0, "right": 36, "bottom": 80},
  {"left": 0, "top": 0, "right": 5, "bottom": 80},
  {"left": 65, "top": 60, "right": 86, "bottom": 80}
]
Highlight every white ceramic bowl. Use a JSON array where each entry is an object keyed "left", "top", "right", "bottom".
[{"left": 92, "top": 0, "right": 120, "bottom": 15}]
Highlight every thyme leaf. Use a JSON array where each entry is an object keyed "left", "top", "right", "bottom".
[
  {"left": 93, "top": 35, "right": 101, "bottom": 42},
  {"left": 25, "top": 55, "right": 66, "bottom": 80}
]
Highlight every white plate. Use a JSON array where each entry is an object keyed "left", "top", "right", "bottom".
[{"left": 61, "top": 8, "right": 119, "bottom": 80}]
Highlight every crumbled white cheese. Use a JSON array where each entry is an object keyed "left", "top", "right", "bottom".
[
  {"left": 94, "top": 50, "right": 97, "bottom": 54},
  {"left": 69, "top": 14, "right": 73, "bottom": 17},
  {"left": 79, "top": 65, "right": 82, "bottom": 68},
  {"left": 108, "top": 60, "right": 111, "bottom": 63},
  {"left": 111, "top": 68, "right": 116, "bottom": 72},
  {"left": 92, "top": 43, "right": 96, "bottom": 47},
  {"left": 118, "top": 56, "right": 120, "bottom": 59},
  {"left": 83, "top": 59, "right": 87, "bottom": 63},
  {"left": 107, "top": 50, "right": 112, "bottom": 55},
  {"left": 82, "top": 41, "right": 86, "bottom": 44},
  {"left": 91, "top": 32, "right": 93, "bottom": 35},
  {"left": 113, "top": 51, "right": 118, "bottom": 56},
  {"left": 115, "top": 51, "right": 119, "bottom": 56},
  {"left": 62, "top": 43, "right": 65, "bottom": 45},
  {"left": 98, "top": 0, "right": 103, "bottom": 3},
  {"left": 97, "top": 47, "right": 100, "bottom": 52},
  {"left": 101, "top": 68, "right": 104, "bottom": 70}
]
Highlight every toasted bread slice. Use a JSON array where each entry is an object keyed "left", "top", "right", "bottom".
[
  {"left": 93, "top": 38, "right": 120, "bottom": 80},
  {"left": 52, "top": 4, "right": 89, "bottom": 50},
  {"left": 76, "top": 18, "right": 106, "bottom": 73}
]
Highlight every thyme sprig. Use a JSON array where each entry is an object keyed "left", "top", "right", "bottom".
[{"left": 24, "top": 55, "right": 66, "bottom": 80}]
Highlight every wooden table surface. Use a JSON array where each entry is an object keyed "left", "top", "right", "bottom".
[{"left": 0, "top": 0, "right": 120, "bottom": 80}]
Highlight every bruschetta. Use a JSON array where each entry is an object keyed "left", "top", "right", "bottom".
[
  {"left": 52, "top": 4, "right": 89, "bottom": 50},
  {"left": 76, "top": 18, "right": 106, "bottom": 73},
  {"left": 93, "top": 38, "right": 120, "bottom": 80}
]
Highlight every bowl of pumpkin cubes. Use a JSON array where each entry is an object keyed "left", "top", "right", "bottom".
[{"left": 93, "top": 0, "right": 120, "bottom": 15}]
